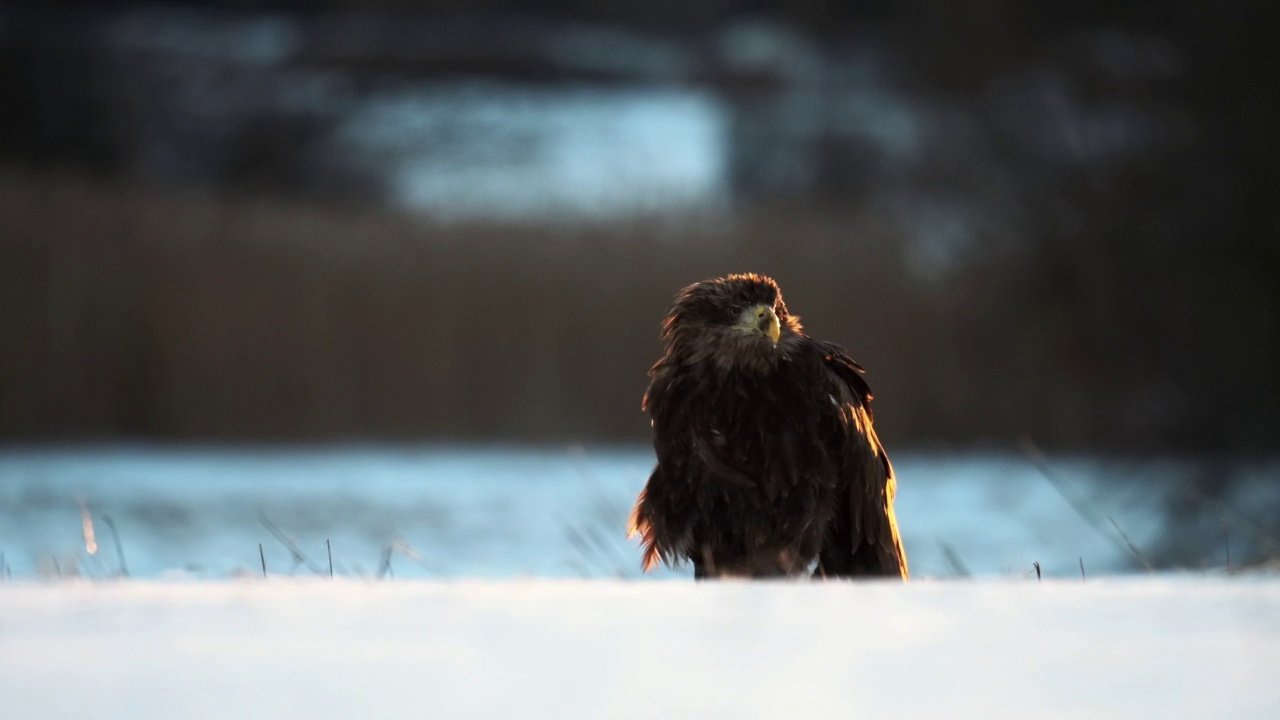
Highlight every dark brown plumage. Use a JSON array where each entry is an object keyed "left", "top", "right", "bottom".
[{"left": 627, "top": 273, "right": 907, "bottom": 579}]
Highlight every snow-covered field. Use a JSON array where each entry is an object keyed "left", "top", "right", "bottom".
[
  {"left": 2, "top": 447, "right": 1277, "bottom": 718},
  {"left": 0, "top": 445, "right": 1219, "bottom": 580},
  {"left": 2, "top": 578, "right": 1277, "bottom": 719}
]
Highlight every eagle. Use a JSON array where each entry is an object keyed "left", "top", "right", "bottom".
[{"left": 627, "top": 273, "right": 907, "bottom": 579}]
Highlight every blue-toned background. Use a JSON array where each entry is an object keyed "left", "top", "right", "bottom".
[{"left": 1, "top": 1, "right": 1276, "bottom": 577}]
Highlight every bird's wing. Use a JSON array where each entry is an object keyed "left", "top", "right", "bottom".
[
  {"left": 816, "top": 341, "right": 908, "bottom": 578},
  {"left": 629, "top": 363, "right": 696, "bottom": 571}
]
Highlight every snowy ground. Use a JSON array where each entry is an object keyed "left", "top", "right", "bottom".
[
  {"left": 3, "top": 447, "right": 1277, "bottom": 718},
  {"left": 1, "top": 577, "right": 1277, "bottom": 719},
  {"left": 0, "top": 445, "right": 1267, "bottom": 580}
]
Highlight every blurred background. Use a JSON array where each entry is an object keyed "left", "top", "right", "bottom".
[{"left": 0, "top": 1, "right": 1276, "bottom": 579}]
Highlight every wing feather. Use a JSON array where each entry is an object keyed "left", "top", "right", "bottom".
[{"left": 816, "top": 341, "right": 908, "bottom": 578}]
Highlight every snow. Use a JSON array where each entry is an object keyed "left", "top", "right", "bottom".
[
  {"left": 2, "top": 447, "right": 1276, "bottom": 717},
  {"left": 1, "top": 577, "right": 1277, "bottom": 719},
  {"left": 0, "top": 446, "right": 1252, "bottom": 581},
  {"left": 0, "top": 446, "right": 1200, "bottom": 581}
]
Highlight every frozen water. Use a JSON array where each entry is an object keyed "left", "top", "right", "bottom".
[{"left": 0, "top": 445, "right": 1192, "bottom": 581}]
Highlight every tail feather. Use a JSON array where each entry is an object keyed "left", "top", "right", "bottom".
[{"left": 626, "top": 491, "right": 661, "bottom": 573}]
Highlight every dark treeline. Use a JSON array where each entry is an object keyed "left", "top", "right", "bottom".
[
  {"left": 0, "top": 1, "right": 1276, "bottom": 454},
  {"left": 0, "top": 174, "right": 926, "bottom": 444},
  {"left": 0, "top": 167, "right": 1272, "bottom": 454}
]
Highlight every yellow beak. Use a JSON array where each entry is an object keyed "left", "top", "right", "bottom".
[{"left": 749, "top": 304, "right": 781, "bottom": 344}]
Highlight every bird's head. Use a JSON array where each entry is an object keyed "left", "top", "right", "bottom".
[{"left": 659, "top": 273, "right": 803, "bottom": 372}]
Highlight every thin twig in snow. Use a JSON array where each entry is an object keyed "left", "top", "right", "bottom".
[
  {"left": 257, "top": 511, "right": 326, "bottom": 575},
  {"left": 1222, "top": 502, "right": 1231, "bottom": 574},
  {"left": 1020, "top": 435, "right": 1153, "bottom": 570},
  {"left": 937, "top": 541, "right": 971, "bottom": 578},
  {"left": 377, "top": 545, "right": 394, "bottom": 579},
  {"left": 102, "top": 514, "right": 129, "bottom": 578},
  {"left": 1104, "top": 513, "right": 1153, "bottom": 571}
]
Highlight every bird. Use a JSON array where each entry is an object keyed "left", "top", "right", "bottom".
[{"left": 627, "top": 273, "right": 907, "bottom": 579}]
